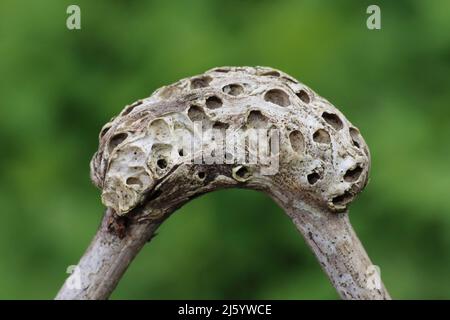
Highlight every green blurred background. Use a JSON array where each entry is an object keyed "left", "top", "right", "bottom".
[{"left": 0, "top": 0, "right": 449, "bottom": 299}]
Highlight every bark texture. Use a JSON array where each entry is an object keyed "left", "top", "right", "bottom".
[{"left": 56, "top": 66, "right": 390, "bottom": 300}]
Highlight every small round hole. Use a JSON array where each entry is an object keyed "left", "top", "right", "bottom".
[
  {"left": 213, "top": 68, "right": 230, "bottom": 73},
  {"left": 349, "top": 128, "right": 361, "bottom": 148},
  {"left": 322, "top": 112, "right": 343, "bottom": 130},
  {"left": 264, "top": 89, "right": 290, "bottom": 107},
  {"left": 190, "top": 76, "right": 212, "bottom": 89},
  {"left": 187, "top": 105, "right": 206, "bottom": 122},
  {"left": 246, "top": 110, "right": 268, "bottom": 129},
  {"left": 289, "top": 130, "right": 305, "bottom": 154},
  {"left": 122, "top": 100, "right": 142, "bottom": 116},
  {"left": 232, "top": 166, "right": 251, "bottom": 182},
  {"left": 156, "top": 158, "right": 167, "bottom": 169},
  {"left": 198, "top": 172, "right": 206, "bottom": 180},
  {"left": 344, "top": 165, "right": 363, "bottom": 182},
  {"left": 296, "top": 90, "right": 310, "bottom": 103},
  {"left": 108, "top": 133, "right": 128, "bottom": 153},
  {"left": 307, "top": 172, "right": 321, "bottom": 185},
  {"left": 222, "top": 84, "right": 244, "bottom": 96},
  {"left": 100, "top": 125, "right": 111, "bottom": 138},
  {"left": 313, "top": 129, "right": 331, "bottom": 144},
  {"left": 261, "top": 70, "right": 280, "bottom": 77},
  {"left": 236, "top": 166, "right": 249, "bottom": 178},
  {"left": 126, "top": 177, "right": 142, "bottom": 187},
  {"left": 282, "top": 76, "right": 298, "bottom": 84},
  {"left": 213, "top": 121, "right": 229, "bottom": 130},
  {"left": 332, "top": 191, "right": 353, "bottom": 207}
]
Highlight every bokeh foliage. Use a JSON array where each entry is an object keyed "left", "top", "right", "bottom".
[{"left": 0, "top": 0, "right": 449, "bottom": 299}]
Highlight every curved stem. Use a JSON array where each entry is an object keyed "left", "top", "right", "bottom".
[{"left": 56, "top": 201, "right": 390, "bottom": 300}]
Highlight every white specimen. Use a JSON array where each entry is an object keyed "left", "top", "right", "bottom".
[
  {"left": 58, "top": 67, "right": 390, "bottom": 300},
  {"left": 92, "top": 66, "right": 369, "bottom": 216}
]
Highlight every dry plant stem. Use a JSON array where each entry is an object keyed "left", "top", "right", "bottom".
[
  {"left": 57, "top": 66, "right": 391, "bottom": 299},
  {"left": 56, "top": 208, "right": 163, "bottom": 300},
  {"left": 56, "top": 202, "right": 389, "bottom": 300},
  {"left": 281, "top": 203, "right": 390, "bottom": 299}
]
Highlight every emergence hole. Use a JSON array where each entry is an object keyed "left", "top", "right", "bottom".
[
  {"left": 289, "top": 130, "right": 305, "bottom": 154},
  {"left": 197, "top": 171, "right": 206, "bottom": 180},
  {"left": 148, "top": 119, "right": 171, "bottom": 140},
  {"left": 313, "top": 129, "right": 331, "bottom": 144},
  {"left": 158, "top": 85, "right": 180, "bottom": 99},
  {"left": 261, "top": 70, "right": 281, "bottom": 77},
  {"left": 349, "top": 128, "right": 361, "bottom": 148},
  {"left": 122, "top": 106, "right": 135, "bottom": 116},
  {"left": 332, "top": 191, "right": 353, "bottom": 207},
  {"left": 205, "top": 96, "right": 223, "bottom": 109},
  {"left": 344, "top": 165, "right": 363, "bottom": 182},
  {"left": 187, "top": 105, "right": 207, "bottom": 122},
  {"left": 246, "top": 110, "right": 268, "bottom": 129},
  {"left": 156, "top": 158, "right": 167, "bottom": 169},
  {"left": 307, "top": 172, "right": 321, "bottom": 185},
  {"left": 322, "top": 112, "right": 343, "bottom": 130},
  {"left": 282, "top": 76, "right": 298, "bottom": 84},
  {"left": 235, "top": 166, "right": 250, "bottom": 179},
  {"left": 213, "top": 121, "right": 229, "bottom": 130},
  {"left": 222, "top": 83, "right": 244, "bottom": 96},
  {"left": 108, "top": 133, "right": 128, "bottom": 153},
  {"left": 296, "top": 90, "right": 310, "bottom": 104},
  {"left": 122, "top": 100, "right": 142, "bottom": 116},
  {"left": 264, "top": 89, "right": 290, "bottom": 107},
  {"left": 213, "top": 68, "right": 230, "bottom": 73},
  {"left": 126, "top": 177, "right": 142, "bottom": 188},
  {"left": 100, "top": 125, "right": 111, "bottom": 138},
  {"left": 190, "top": 76, "right": 212, "bottom": 89},
  {"left": 178, "top": 149, "right": 184, "bottom": 156}
]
